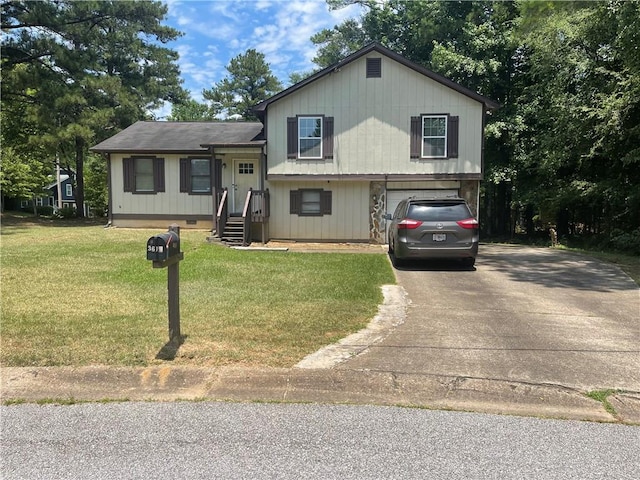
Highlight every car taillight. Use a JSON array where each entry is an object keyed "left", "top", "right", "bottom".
[
  {"left": 457, "top": 218, "right": 479, "bottom": 229},
  {"left": 398, "top": 219, "right": 423, "bottom": 229}
]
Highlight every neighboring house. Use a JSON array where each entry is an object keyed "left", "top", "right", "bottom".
[
  {"left": 91, "top": 43, "right": 498, "bottom": 244},
  {"left": 20, "top": 174, "right": 77, "bottom": 211}
]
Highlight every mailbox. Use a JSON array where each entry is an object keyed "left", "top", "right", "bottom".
[{"left": 147, "top": 231, "right": 180, "bottom": 261}]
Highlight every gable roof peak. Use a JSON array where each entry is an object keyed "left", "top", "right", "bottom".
[{"left": 253, "top": 42, "right": 499, "bottom": 117}]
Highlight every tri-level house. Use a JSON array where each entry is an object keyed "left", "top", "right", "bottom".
[{"left": 91, "top": 43, "right": 498, "bottom": 245}]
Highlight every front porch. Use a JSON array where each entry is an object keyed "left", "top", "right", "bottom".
[{"left": 211, "top": 187, "right": 270, "bottom": 246}]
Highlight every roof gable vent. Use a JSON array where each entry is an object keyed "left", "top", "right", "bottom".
[{"left": 366, "top": 57, "right": 382, "bottom": 78}]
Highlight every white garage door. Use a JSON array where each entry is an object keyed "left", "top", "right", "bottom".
[{"left": 384, "top": 189, "right": 459, "bottom": 239}]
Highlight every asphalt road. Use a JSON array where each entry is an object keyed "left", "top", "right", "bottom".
[
  {"left": 2, "top": 402, "right": 639, "bottom": 479},
  {"left": 341, "top": 244, "right": 640, "bottom": 392}
]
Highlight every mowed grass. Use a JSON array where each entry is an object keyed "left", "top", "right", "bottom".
[{"left": 1, "top": 219, "right": 395, "bottom": 367}]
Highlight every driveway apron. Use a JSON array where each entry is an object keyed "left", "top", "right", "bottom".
[{"left": 339, "top": 244, "right": 640, "bottom": 392}]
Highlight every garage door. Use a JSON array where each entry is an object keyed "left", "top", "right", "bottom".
[{"left": 384, "top": 189, "right": 459, "bottom": 239}]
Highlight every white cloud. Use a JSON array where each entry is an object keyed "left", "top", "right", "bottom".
[{"left": 162, "top": 0, "right": 363, "bottom": 100}]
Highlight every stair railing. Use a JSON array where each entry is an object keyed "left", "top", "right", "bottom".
[
  {"left": 241, "top": 188, "right": 270, "bottom": 245},
  {"left": 216, "top": 188, "right": 228, "bottom": 238},
  {"left": 242, "top": 189, "right": 253, "bottom": 246}
]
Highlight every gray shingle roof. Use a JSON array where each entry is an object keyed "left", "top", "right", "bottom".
[{"left": 90, "top": 121, "right": 265, "bottom": 153}]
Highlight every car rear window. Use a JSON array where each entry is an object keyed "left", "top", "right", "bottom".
[{"left": 406, "top": 202, "right": 472, "bottom": 221}]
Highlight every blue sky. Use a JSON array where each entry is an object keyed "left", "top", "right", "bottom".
[{"left": 159, "top": 0, "right": 363, "bottom": 117}]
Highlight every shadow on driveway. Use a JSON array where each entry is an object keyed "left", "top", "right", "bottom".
[
  {"left": 389, "top": 255, "right": 476, "bottom": 272},
  {"left": 478, "top": 244, "right": 638, "bottom": 292}
]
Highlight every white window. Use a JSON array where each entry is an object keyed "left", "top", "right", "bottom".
[
  {"left": 422, "top": 115, "right": 447, "bottom": 158},
  {"left": 65, "top": 184, "right": 73, "bottom": 197},
  {"left": 298, "top": 117, "right": 322, "bottom": 159},
  {"left": 134, "top": 158, "right": 154, "bottom": 192},
  {"left": 190, "top": 158, "right": 211, "bottom": 193}
]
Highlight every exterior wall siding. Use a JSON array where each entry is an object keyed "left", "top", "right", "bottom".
[
  {"left": 266, "top": 53, "right": 483, "bottom": 177},
  {"left": 265, "top": 180, "right": 370, "bottom": 241},
  {"left": 111, "top": 153, "right": 213, "bottom": 217}
]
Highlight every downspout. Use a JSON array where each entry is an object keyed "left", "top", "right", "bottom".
[
  {"left": 105, "top": 153, "right": 113, "bottom": 226},
  {"left": 56, "top": 156, "right": 63, "bottom": 211},
  {"left": 210, "top": 146, "right": 217, "bottom": 232}
]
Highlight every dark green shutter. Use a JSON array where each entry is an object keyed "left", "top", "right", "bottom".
[
  {"left": 123, "top": 158, "right": 134, "bottom": 192},
  {"left": 321, "top": 190, "right": 332, "bottom": 215},
  {"left": 179, "top": 158, "right": 190, "bottom": 193},
  {"left": 153, "top": 157, "right": 165, "bottom": 193},
  {"left": 323, "top": 117, "right": 334, "bottom": 159},
  {"left": 447, "top": 116, "right": 459, "bottom": 158},
  {"left": 410, "top": 117, "right": 421, "bottom": 158},
  {"left": 290, "top": 190, "right": 301, "bottom": 214},
  {"left": 287, "top": 117, "right": 297, "bottom": 159}
]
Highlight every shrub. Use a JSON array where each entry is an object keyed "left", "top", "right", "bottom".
[
  {"left": 610, "top": 228, "right": 640, "bottom": 255},
  {"left": 55, "top": 206, "right": 76, "bottom": 219},
  {"left": 36, "top": 206, "right": 54, "bottom": 216}
]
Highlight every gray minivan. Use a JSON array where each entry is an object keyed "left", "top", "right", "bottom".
[{"left": 387, "top": 197, "right": 479, "bottom": 267}]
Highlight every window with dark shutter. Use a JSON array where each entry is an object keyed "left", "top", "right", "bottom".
[
  {"left": 288, "top": 115, "right": 335, "bottom": 160},
  {"left": 123, "top": 157, "right": 164, "bottom": 193},
  {"left": 366, "top": 58, "right": 382, "bottom": 78},
  {"left": 410, "top": 115, "right": 459, "bottom": 159},
  {"left": 290, "top": 189, "right": 332, "bottom": 216},
  {"left": 180, "top": 157, "right": 212, "bottom": 194}
]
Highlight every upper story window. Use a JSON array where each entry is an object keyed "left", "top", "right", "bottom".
[
  {"left": 180, "top": 157, "right": 212, "bottom": 195},
  {"left": 287, "top": 116, "right": 334, "bottom": 160},
  {"left": 299, "top": 117, "right": 323, "bottom": 159},
  {"left": 410, "top": 114, "right": 459, "bottom": 160},
  {"left": 123, "top": 157, "right": 165, "bottom": 194},
  {"left": 422, "top": 115, "right": 448, "bottom": 158},
  {"left": 65, "top": 184, "right": 73, "bottom": 197}
]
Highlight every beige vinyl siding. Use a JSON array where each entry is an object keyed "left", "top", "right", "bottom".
[
  {"left": 266, "top": 53, "right": 483, "bottom": 177},
  {"left": 266, "top": 180, "right": 370, "bottom": 241},
  {"left": 110, "top": 154, "right": 213, "bottom": 217}
]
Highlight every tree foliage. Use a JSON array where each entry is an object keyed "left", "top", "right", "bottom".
[
  {"left": 202, "top": 49, "right": 282, "bottom": 121},
  {"left": 318, "top": 0, "right": 640, "bottom": 249},
  {"left": 1, "top": 0, "right": 184, "bottom": 216},
  {"left": 168, "top": 97, "right": 218, "bottom": 122}
]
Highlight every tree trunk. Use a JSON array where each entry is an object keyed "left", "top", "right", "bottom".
[{"left": 75, "top": 137, "right": 85, "bottom": 218}]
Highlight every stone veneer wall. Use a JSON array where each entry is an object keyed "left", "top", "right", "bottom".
[{"left": 369, "top": 181, "right": 386, "bottom": 244}]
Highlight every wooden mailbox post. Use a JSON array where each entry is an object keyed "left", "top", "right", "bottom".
[{"left": 147, "top": 224, "right": 184, "bottom": 342}]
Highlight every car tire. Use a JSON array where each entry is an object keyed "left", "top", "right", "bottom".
[{"left": 462, "top": 257, "right": 475, "bottom": 268}]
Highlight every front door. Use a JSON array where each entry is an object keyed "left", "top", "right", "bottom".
[{"left": 231, "top": 159, "right": 258, "bottom": 214}]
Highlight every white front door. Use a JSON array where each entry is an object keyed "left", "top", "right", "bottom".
[{"left": 231, "top": 159, "right": 258, "bottom": 213}]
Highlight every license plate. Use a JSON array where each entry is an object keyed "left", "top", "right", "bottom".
[{"left": 433, "top": 233, "right": 446, "bottom": 242}]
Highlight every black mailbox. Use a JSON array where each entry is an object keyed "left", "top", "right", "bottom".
[{"left": 147, "top": 231, "right": 180, "bottom": 261}]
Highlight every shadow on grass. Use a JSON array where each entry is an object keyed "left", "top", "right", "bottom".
[{"left": 155, "top": 335, "right": 187, "bottom": 361}]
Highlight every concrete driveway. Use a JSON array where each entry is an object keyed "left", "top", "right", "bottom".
[{"left": 339, "top": 244, "right": 640, "bottom": 393}]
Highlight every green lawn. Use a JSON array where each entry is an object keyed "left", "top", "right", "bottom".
[{"left": 0, "top": 217, "right": 395, "bottom": 367}]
